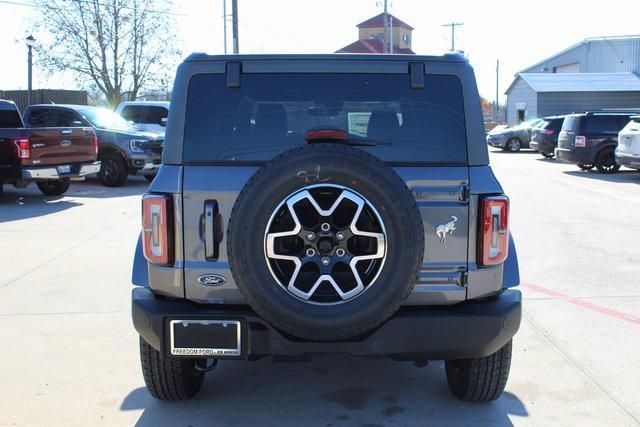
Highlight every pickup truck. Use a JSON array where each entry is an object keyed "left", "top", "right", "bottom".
[{"left": 0, "top": 100, "right": 99, "bottom": 197}]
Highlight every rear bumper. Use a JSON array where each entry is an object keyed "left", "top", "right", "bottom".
[
  {"left": 555, "top": 147, "right": 592, "bottom": 164},
  {"left": 21, "top": 161, "right": 100, "bottom": 180},
  {"left": 132, "top": 286, "right": 522, "bottom": 361},
  {"left": 531, "top": 139, "right": 556, "bottom": 154},
  {"left": 615, "top": 152, "right": 640, "bottom": 169}
]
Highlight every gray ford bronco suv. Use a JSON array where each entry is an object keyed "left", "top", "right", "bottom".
[{"left": 131, "top": 54, "right": 521, "bottom": 402}]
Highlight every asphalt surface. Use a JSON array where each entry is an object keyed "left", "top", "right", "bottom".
[{"left": 1, "top": 152, "right": 639, "bottom": 426}]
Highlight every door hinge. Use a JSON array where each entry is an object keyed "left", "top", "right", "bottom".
[
  {"left": 459, "top": 184, "right": 470, "bottom": 202},
  {"left": 460, "top": 271, "right": 469, "bottom": 287}
]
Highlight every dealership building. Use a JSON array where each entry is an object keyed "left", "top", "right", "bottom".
[{"left": 505, "top": 35, "right": 640, "bottom": 125}]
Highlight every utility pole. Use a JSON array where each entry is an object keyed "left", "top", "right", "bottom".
[
  {"left": 495, "top": 59, "right": 500, "bottom": 121},
  {"left": 26, "top": 35, "right": 35, "bottom": 106},
  {"left": 231, "top": 0, "right": 239, "bottom": 54},
  {"left": 222, "top": 0, "right": 227, "bottom": 54},
  {"left": 442, "top": 22, "right": 463, "bottom": 51},
  {"left": 382, "top": 0, "right": 388, "bottom": 54}
]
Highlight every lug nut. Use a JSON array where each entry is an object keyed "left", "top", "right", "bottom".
[
  {"left": 320, "top": 223, "right": 331, "bottom": 232},
  {"left": 306, "top": 248, "right": 316, "bottom": 257},
  {"left": 336, "top": 232, "right": 345, "bottom": 241},
  {"left": 336, "top": 248, "right": 345, "bottom": 257},
  {"left": 321, "top": 257, "right": 330, "bottom": 266},
  {"left": 306, "top": 232, "right": 316, "bottom": 241}
]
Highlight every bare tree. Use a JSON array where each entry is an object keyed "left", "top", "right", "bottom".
[{"left": 35, "top": 0, "right": 180, "bottom": 107}]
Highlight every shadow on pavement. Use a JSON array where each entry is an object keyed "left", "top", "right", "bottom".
[
  {"left": 489, "top": 149, "right": 538, "bottom": 155},
  {"left": 563, "top": 169, "right": 640, "bottom": 184},
  {"left": 121, "top": 356, "right": 528, "bottom": 426}
]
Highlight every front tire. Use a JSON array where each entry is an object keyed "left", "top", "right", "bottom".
[
  {"left": 36, "top": 179, "right": 71, "bottom": 196},
  {"left": 594, "top": 148, "right": 619, "bottom": 174},
  {"left": 98, "top": 153, "right": 128, "bottom": 187},
  {"left": 139, "top": 337, "right": 205, "bottom": 401},
  {"left": 504, "top": 138, "right": 521, "bottom": 152},
  {"left": 445, "top": 340, "right": 512, "bottom": 402}
]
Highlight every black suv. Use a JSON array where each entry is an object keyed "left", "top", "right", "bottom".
[
  {"left": 131, "top": 54, "right": 521, "bottom": 403},
  {"left": 530, "top": 115, "right": 564, "bottom": 158},
  {"left": 555, "top": 111, "right": 637, "bottom": 173}
]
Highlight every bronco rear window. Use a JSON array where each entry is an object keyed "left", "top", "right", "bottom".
[{"left": 183, "top": 73, "right": 467, "bottom": 163}]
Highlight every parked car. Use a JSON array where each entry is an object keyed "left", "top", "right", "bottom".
[
  {"left": 530, "top": 115, "right": 565, "bottom": 158},
  {"left": 486, "top": 118, "right": 542, "bottom": 152},
  {"left": 0, "top": 99, "right": 99, "bottom": 197},
  {"left": 115, "top": 101, "right": 169, "bottom": 137},
  {"left": 615, "top": 115, "right": 640, "bottom": 173},
  {"left": 131, "top": 53, "right": 521, "bottom": 403},
  {"left": 23, "top": 104, "right": 163, "bottom": 186},
  {"left": 555, "top": 111, "right": 637, "bottom": 173}
]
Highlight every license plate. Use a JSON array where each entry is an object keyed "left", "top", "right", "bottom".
[
  {"left": 58, "top": 165, "right": 71, "bottom": 174},
  {"left": 170, "top": 320, "right": 241, "bottom": 356}
]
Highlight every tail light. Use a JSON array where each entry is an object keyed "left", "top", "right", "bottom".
[
  {"left": 92, "top": 135, "right": 99, "bottom": 156},
  {"left": 575, "top": 135, "right": 586, "bottom": 147},
  {"left": 543, "top": 129, "right": 555, "bottom": 135},
  {"left": 15, "top": 139, "right": 31, "bottom": 159},
  {"left": 142, "top": 194, "right": 173, "bottom": 266},
  {"left": 479, "top": 196, "right": 509, "bottom": 266}
]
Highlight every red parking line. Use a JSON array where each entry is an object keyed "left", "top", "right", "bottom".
[{"left": 522, "top": 283, "right": 640, "bottom": 326}]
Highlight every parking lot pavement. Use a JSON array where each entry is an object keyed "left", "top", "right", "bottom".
[{"left": 0, "top": 156, "right": 639, "bottom": 426}]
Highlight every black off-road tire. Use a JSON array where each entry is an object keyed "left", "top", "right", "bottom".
[
  {"left": 139, "top": 337, "right": 204, "bottom": 401},
  {"left": 541, "top": 152, "right": 554, "bottom": 159},
  {"left": 594, "top": 147, "right": 620, "bottom": 174},
  {"left": 445, "top": 340, "right": 512, "bottom": 402},
  {"left": 36, "top": 179, "right": 71, "bottom": 196},
  {"left": 98, "top": 153, "right": 128, "bottom": 187},
  {"left": 227, "top": 143, "right": 424, "bottom": 341},
  {"left": 504, "top": 138, "right": 521, "bottom": 152}
]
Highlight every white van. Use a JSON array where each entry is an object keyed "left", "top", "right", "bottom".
[{"left": 115, "top": 101, "right": 170, "bottom": 137}]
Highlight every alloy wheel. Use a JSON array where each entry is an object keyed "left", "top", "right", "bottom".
[{"left": 264, "top": 184, "right": 387, "bottom": 305}]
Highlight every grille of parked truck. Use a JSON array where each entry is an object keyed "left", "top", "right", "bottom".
[
  {"left": 130, "top": 54, "right": 522, "bottom": 402},
  {"left": 0, "top": 99, "right": 99, "bottom": 197}
]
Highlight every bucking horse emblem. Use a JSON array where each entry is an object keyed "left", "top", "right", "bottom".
[{"left": 435, "top": 216, "right": 457, "bottom": 244}]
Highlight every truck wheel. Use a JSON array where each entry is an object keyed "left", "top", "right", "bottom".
[
  {"left": 139, "top": 337, "right": 205, "bottom": 401},
  {"left": 227, "top": 143, "right": 424, "bottom": 341},
  {"left": 36, "top": 179, "right": 71, "bottom": 196},
  {"left": 445, "top": 340, "right": 512, "bottom": 402},
  {"left": 577, "top": 163, "right": 594, "bottom": 170},
  {"left": 98, "top": 153, "right": 128, "bottom": 187},
  {"left": 541, "top": 152, "right": 554, "bottom": 159},
  {"left": 504, "top": 138, "right": 521, "bottom": 152},
  {"left": 594, "top": 148, "right": 620, "bottom": 174}
]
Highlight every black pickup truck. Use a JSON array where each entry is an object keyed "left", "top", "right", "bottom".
[{"left": 0, "top": 100, "right": 99, "bottom": 197}]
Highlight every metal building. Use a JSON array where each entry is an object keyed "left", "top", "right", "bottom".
[{"left": 505, "top": 35, "right": 640, "bottom": 125}]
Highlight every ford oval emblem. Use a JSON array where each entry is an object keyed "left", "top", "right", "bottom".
[
  {"left": 60, "top": 140, "right": 72, "bottom": 147},
  {"left": 197, "top": 274, "right": 227, "bottom": 286}
]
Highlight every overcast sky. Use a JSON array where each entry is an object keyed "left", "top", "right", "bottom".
[{"left": 1, "top": 0, "right": 638, "bottom": 104}]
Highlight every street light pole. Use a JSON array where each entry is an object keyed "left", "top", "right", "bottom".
[
  {"left": 231, "top": 0, "right": 239, "bottom": 54},
  {"left": 26, "top": 35, "right": 35, "bottom": 106}
]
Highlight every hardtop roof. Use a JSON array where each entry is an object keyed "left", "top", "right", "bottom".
[{"left": 184, "top": 53, "right": 467, "bottom": 63}]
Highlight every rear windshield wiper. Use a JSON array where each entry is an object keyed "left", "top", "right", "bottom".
[{"left": 304, "top": 129, "right": 392, "bottom": 147}]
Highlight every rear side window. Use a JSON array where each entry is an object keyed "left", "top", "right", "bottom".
[
  {"left": 549, "top": 118, "right": 564, "bottom": 132},
  {"left": 581, "top": 115, "right": 627, "bottom": 134},
  {"left": 120, "top": 106, "right": 143, "bottom": 122},
  {"left": 183, "top": 73, "right": 467, "bottom": 163},
  {"left": 0, "top": 108, "right": 23, "bottom": 128},
  {"left": 25, "top": 108, "right": 81, "bottom": 127}
]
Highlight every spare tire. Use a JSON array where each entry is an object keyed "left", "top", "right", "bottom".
[{"left": 227, "top": 144, "right": 424, "bottom": 341}]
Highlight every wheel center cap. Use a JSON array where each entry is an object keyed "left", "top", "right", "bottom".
[{"left": 317, "top": 237, "right": 334, "bottom": 255}]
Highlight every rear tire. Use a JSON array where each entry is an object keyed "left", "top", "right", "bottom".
[
  {"left": 541, "top": 152, "right": 554, "bottom": 159},
  {"left": 504, "top": 138, "right": 521, "bottom": 152},
  {"left": 445, "top": 340, "right": 513, "bottom": 402},
  {"left": 36, "top": 179, "right": 71, "bottom": 196},
  {"left": 594, "top": 148, "right": 619, "bottom": 174},
  {"left": 139, "top": 337, "right": 205, "bottom": 401},
  {"left": 577, "top": 163, "right": 594, "bottom": 171},
  {"left": 98, "top": 153, "right": 128, "bottom": 187}
]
